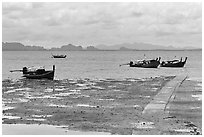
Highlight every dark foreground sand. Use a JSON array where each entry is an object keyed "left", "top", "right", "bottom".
[{"left": 2, "top": 76, "right": 174, "bottom": 135}]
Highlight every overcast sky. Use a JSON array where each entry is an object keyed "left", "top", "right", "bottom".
[{"left": 2, "top": 2, "right": 202, "bottom": 48}]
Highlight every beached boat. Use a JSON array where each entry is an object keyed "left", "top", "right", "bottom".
[
  {"left": 22, "top": 65, "right": 55, "bottom": 80},
  {"left": 52, "top": 55, "right": 66, "bottom": 58},
  {"left": 160, "top": 57, "right": 187, "bottom": 67},
  {"left": 10, "top": 65, "right": 55, "bottom": 80},
  {"left": 129, "top": 57, "right": 161, "bottom": 68}
]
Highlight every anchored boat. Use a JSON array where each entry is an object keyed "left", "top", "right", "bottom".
[
  {"left": 130, "top": 57, "right": 161, "bottom": 68},
  {"left": 10, "top": 65, "right": 55, "bottom": 80},
  {"left": 160, "top": 57, "right": 187, "bottom": 67},
  {"left": 52, "top": 54, "right": 66, "bottom": 58},
  {"left": 120, "top": 57, "right": 161, "bottom": 68}
]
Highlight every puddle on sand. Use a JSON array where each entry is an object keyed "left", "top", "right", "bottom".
[
  {"left": 192, "top": 94, "right": 202, "bottom": 100},
  {"left": 2, "top": 124, "right": 111, "bottom": 135},
  {"left": 174, "top": 129, "right": 193, "bottom": 133},
  {"left": 18, "top": 98, "right": 29, "bottom": 102},
  {"left": 2, "top": 104, "right": 15, "bottom": 111},
  {"left": 76, "top": 104, "right": 98, "bottom": 108},
  {"left": 151, "top": 88, "right": 158, "bottom": 92},
  {"left": 5, "top": 88, "right": 32, "bottom": 94},
  {"left": 91, "top": 86, "right": 105, "bottom": 90},
  {"left": 54, "top": 92, "right": 81, "bottom": 97},
  {"left": 26, "top": 118, "right": 46, "bottom": 121},
  {"left": 31, "top": 114, "right": 52, "bottom": 118},
  {"left": 3, "top": 115, "right": 21, "bottom": 120},
  {"left": 54, "top": 88, "right": 67, "bottom": 91},
  {"left": 133, "top": 105, "right": 141, "bottom": 108},
  {"left": 44, "top": 88, "right": 54, "bottom": 92},
  {"left": 72, "top": 95, "right": 90, "bottom": 98},
  {"left": 195, "top": 83, "right": 202, "bottom": 91},
  {"left": 76, "top": 83, "right": 88, "bottom": 87},
  {"left": 131, "top": 122, "right": 155, "bottom": 129},
  {"left": 27, "top": 95, "right": 60, "bottom": 99},
  {"left": 69, "top": 89, "right": 81, "bottom": 92},
  {"left": 191, "top": 106, "right": 201, "bottom": 109},
  {"left": 48, "top": 103, "right": 72, "bottom": 108},
  {"left": 197, "top": 83, "right": 202, "bottom": 87},
  {"left": 5, "top": 90, "right": 16, "bottom": 94},
  {"left": 98, "top": 98, "right": 115, "bottom": 101},
  {"left": 186, "top": 77, "right": 202, "bottom": 82},
  {"left": 5, "top": 86, "right": 15, "bottom": 89},
  {"left": 76, "top": 86, "right": 91, "bottom": 90}
]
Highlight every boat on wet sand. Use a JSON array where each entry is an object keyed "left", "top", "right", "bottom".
[
  {"left": 10, "top": 65, "right": 55, "bottom": 80},
  {"left": 160, "top": 57, "right": 187, "bottom": 67}
]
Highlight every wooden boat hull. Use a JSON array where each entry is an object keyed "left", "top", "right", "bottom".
[
  {"left": 23, "top": 71, "right": 54, "bottom": 80},
  {"left": 22, "top": 65, "right": 55, "bottom": 80},
  {"left": 160, "top": 62, "right": 185, "bottom": 67},
  {"left": 129, "top": 62, "right": 143, "bottom": 67},
  {"left": 160, "top": 57, "right": 187, "bottom": 68},
  {"left": 130, "top": 57, "right": 161, "bottom": 68},
  {"left": 130, "top": 61, "right": 160, "bottom": 68},
  {"left": 141, "top": 61, "right": 160, "bottom": 68},
  {"left": 52, "top": 55, "right": 66, "bottom": 58}
]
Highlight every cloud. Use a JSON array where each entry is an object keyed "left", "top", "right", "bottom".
[
  {"left": 2, "top": 2, "right": 202, "bottom": 48},
  {"left": 31, "top": 2, "right": 44, "bottom": 9},
  {"left": 131, "top": 11, "right": 143, "bottom": 17}
]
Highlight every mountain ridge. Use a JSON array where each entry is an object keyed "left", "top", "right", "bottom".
[
  {"left": 95, "top": 42, "right": 198, "bottom": 50},
  {"left": 2, "top": 42, "right": 201, "bottom": 51}
]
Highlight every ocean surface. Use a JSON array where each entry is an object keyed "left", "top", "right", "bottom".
[{"left": 2, "top": 50, "right": 202, "bottom": 81}]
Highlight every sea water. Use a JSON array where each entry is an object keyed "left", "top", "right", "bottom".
[{"left": 2, "top": 50, "right": 202, "bottom": 81}]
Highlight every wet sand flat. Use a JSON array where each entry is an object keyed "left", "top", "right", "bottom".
[
  {"left": 2, "top": 76, "right": 174, "bottom": 135},
  {"left": 2, "top": 124, "right": 111, "bottom": 135},
  {"left": 164, "top": 79, "right": 202, "bottom": 135},
  {"left": 131, "top": 77, "right": 202, "bottom": 135}
]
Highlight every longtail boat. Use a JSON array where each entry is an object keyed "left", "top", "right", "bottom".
[
  {"left": 52, "top": 54, "right": 66, "bottom": 58},
  {"left": 10, "top": 65, "right": 55, "bottom": 80},
  {"left": 160, "top": 57, "right": 187, "bottom": 67},
  {"left": 120, "top": 57, "right": 161, "bottom": 68},
  {"left": 130, "top": 57, "right": 161, "bottom": 68}
]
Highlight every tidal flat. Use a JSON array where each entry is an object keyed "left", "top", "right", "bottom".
[{"left": 2, "top": 76, "right": 175, "bottom": 135}]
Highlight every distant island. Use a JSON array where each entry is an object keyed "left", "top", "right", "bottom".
[
  {"left": 2, "top": 42, "right": 201, "bottom": 51},
  {"left": 95, "top": 42, "right": 201, "bottom": 51},
  {"left": 2, "top": 42, "right": 46, "bottom": 51},
  {"left": 2, "top": 42, "right": 100, "bottom": 51}
]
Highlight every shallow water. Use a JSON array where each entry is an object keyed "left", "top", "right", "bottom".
[{"left": 2, "top": 50, "right": 202, "bottom": 80}]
